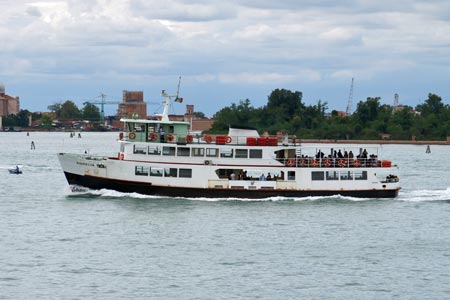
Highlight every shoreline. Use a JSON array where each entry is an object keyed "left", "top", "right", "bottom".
[{"left": 296, "top": 139, "right": 449, "bottom": 145}]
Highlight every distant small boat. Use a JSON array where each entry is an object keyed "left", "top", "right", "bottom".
[{"left": 8, "top": 167, "right": 22, "bottom": 174}]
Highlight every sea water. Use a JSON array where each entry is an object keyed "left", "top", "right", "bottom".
[{"left": 1, "top": 132, "right": 450, "bottom": 300}]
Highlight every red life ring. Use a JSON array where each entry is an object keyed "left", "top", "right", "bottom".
[
  {"left": 204, "top": 135, "right": 212, "bottom": 143},
  {"left": 186, "top": 134, "right": 194, "bottom": 143},
  {"left": 338, "top": 159, "right": 346, "bottom": 167},
  {"left": 323, "top": 158, "right": 332, "bottom": 167},
  {"left": 129, "top": 132, "right": 136, "bottom": 140},
  {"left": 310, "top": 159, "right": 319, "bottom": 167},
  {"left": 353, "top": 159, "right": 361, "bottom": 167},
  {"left": 166, "top": 133, "right": 174, "bottom": 142},
  {"left": 119, "top": 153, "right": 124, "bottom": 160},
  {"left": 149, "top": 133, "right": 158, "bottom": 141},
  {"left": 287, "top": 159, "right": 295, "bottom": 167},
  {"left": 298, "top": 159, "right": 307, "bottom": 167},
  {"left": 119, "top": 132, "right": 124, "bottom": 140},
  {"left": 226, "top": 136, "right": 232, "bottom": 144}
]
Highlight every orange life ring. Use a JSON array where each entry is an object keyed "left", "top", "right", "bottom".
[
  {"left": 353, "top": 159, "right": 361, "bottom": 167},
  {"left": 119, "top": 132, "right": 124, "bottom": 140},
  {"left": 166, "top": 133, "right": 174, "bottom": 142},
  {"left": 337, "top": 159, "right": 346, "bottom": 167},
  {"left": 129, "top": 132, "right": 136, "bottom": 140},
  {"left": 287, "top": 159, "right": 295, "bottom": 167},
  {"left": 226, "top": 136, "right": 232, "bottom": 144},
  {"left": 186, "top": 134, "right": 194, "bottom": 143},
  {"left": 149, "top": 133, "right": 158, "bottom": 141},
  {"left": 204, "top": 135, "right": 212, "bottom": 143},
  {"left": 310, "top": 159, "right": 319, "bottom": 167},
  {"left": 323, "top": 158, "right": 332, "bottom": 167},
  {"left": 298, "top": 159, "right": 307, "bottom": 167}
]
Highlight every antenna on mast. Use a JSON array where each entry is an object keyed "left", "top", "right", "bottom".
[
  {"left": 346, "top": 77, "right": 354, "bottom": 116},
  {"left": 176, "top": 76, "right": 181, "bottom": 99}
]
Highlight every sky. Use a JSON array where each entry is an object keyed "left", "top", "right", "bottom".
[{"left": 1, "top": 0, "right": 450, "bottom": 117}]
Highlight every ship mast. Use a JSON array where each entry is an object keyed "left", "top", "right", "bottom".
[{"left": 160, "top": 77, "right": 182, "bottom": 123}]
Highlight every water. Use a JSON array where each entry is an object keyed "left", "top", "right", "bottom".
[{"left": 1, "top": 132, "right": 450, "bottom": 300}]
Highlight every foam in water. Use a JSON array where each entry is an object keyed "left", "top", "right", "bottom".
[{"left": 397, "top": 187, "right": 450, "bottom": 202}]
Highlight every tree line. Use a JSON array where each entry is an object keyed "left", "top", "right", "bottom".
[
  {"left": 208, "top": 89, "right": 450, "bottom": 140},
  {"left": 2, "top": 100, "right": 100, "bottom": 128}
]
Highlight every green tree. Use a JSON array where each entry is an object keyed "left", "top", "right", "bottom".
[
  {"left": 82, "top": 103, "right": 100, "bottom": 120},
  {"left": 48, "top": 102, "right": 62, "bottom": 118},
  {"left": 41, "top": 114, "right": 53, "bottom": 128},
  {"left": 59, "top": 100, "right": 81, "bottom": 120}
]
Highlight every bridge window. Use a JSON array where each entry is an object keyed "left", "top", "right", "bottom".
[
  {"left": 311, "top": 171, "right": 324, "bottom": 181},
  {"left": 179, "top": 168, "right": 192, "bottom": 178},
  {"left": 235, "top": 149, "right": 248, "bottom": 158},
  {"left": 177, "top": 147, "right": 190, "bottom": 157},
  {"left": 135, "top": 166, "right": 149, "bottom": 176},
  {"left": 220, "top": 149, "right": 233, "bottom": 158},
  {"left": 206, "top": 148, "right": 218, "bottom": 157},
  {"left": 354, "top": 171, "right": 367, "bottom": 180},
  {"left": 249, "top": 149, "right": 263, "bottom": 158},
  {"left": 340, "top": 171, "right": 353, "bottom": 180},
  {"left": 164, "top": 168, "right": 178, "bottom": 177},
  {"left": 192, "top": 147, "right": 205, "bottom": 157},
  {"left": 326, "top": 171, "right": 339, "bottom": 180},
  {"left": 150, "top": 167, "right": 163, "bottom": 177},
  {"left": 133, "top": 145, "right": 147, "bottom": 154},
  {"left": 148, "top": 146, "right": 161, "bottom": 155},
  {"left": 287, "top": 171, "right": 296, "bottom": 180},
  {"left": 163, "top": 146, "right": 175, "bottom": 156}
]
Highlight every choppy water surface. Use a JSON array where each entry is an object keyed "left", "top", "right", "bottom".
[{"left": 1, "top": 132, "right": 450, "bottom": 300}]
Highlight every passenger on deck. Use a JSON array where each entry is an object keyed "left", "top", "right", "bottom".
[
  {"left": 349, "top": 150, "right": 354, "bottom": 158},
  {"left": 266, "top": 173, "right": 272, "bottom": 181},
  {"left": 230, "top": 173, "right": 236, "bottom": 180},
  {"left": 159, "top": 127, "right": 165, "bottom": 143},
  {"left": 337, "top": 150, "right": 343, "bottom": 158},
  {"left": 259, "top": 174, "right": 266, "bottom": 181}
]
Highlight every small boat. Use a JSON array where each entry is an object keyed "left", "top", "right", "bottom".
[
  {"left": 58, "top": 90, "right": 401, "bottom": 199},
  {"left": 8, "top": 166, "right": 22, "bottom": 174}
]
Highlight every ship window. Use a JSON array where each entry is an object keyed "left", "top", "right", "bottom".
[
  {"left": 249, "top": 149, "right": 263, "bottom": 158},
  {"left": 354, "top": 171, "right": 367, "bottom": 180},
  {"left": 162, "top": 146, "right": 176, "bottom": 156},
  {"left": 148, "top": 146, "right": 161, "bottom": 155},
  {"left": 287, "top": 171, "right": 295, "bottom": 180},
  {"left": 164, "top": 168, "right": 178, "bottom": 177},
  {"left": 220, "top": 149, "right": 233, "bottom": 158},
  {"left": 177, "top": 147, "right": 190, "bottom": 157},
  {"left": 340, "top": 171, "right": 353, "bottom": 180},
  {"left": 311, "top": 171, "right": 324, "bottom": 181},
  {"left": 192, "top": 147, "right": 205, "bottom": 157},
  {"left": 135, "top": 166, "right": 149, "bottom": 176},
  {"left": 326, "top": 171, "right": 339, "bottom": 180},
  {"left": 206, "top": 148, "right": 218, "bottom": 157},
  {"left": 150, "top": 167, "right": 163, "bottom": 177},
  {"left": 235, "top": 149, "right": 248, "bottom": 158},
  {"left": 179, "top": 168, "right": 192, "bottom": 178},
  {"left": 133, "top": 145, "right": 147, "bottom": 154}
]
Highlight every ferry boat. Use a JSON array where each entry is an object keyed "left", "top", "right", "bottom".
[{"left": 58, "top": 91, "right": 400, "bottom": 199}]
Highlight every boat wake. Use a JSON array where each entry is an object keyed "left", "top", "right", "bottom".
[
  {"left": 65, "top": 186, "right": 371, "bottom": 202},
  {"left": 397, "top": 188, "right": 450, "bottom": 202}
]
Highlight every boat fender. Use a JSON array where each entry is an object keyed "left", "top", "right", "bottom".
[
  {"left": 129, "top": 132, "right": 136, "bottom": 140},
  {"left": 204, "top": 160, "right": 211, "bottom": 165}
]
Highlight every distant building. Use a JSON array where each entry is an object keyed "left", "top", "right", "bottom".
[
  {"left": 117, "top": 90, "right": 147, "bottom": 119},
  {"left": 0, "top": 82, "right": 20, "bottom": 116}
]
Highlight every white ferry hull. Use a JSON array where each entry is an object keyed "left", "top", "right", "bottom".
[{"left": 58, "top": 153, "right": 400, "bottom": 199}]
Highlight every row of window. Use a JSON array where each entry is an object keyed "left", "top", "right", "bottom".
[
  {"left": 135, "top": 166, "right": 192, "bottom": 178},
  {"left": 311, "top": 171, "right": 368, "bottom": 181},
  {"left": 133, "top": 145, "right": 263, "bottom": 159}
]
